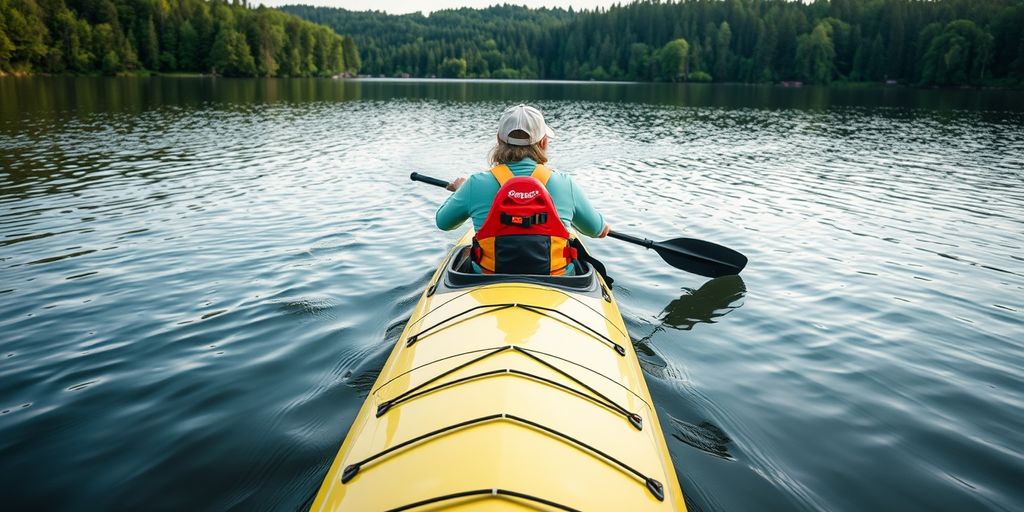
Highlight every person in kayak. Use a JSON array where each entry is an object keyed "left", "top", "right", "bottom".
[{"left": 436, "top": 104, "right": 610, "bottom": 275}]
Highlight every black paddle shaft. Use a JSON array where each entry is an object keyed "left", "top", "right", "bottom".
[
  {"left": 411, "top": 172, "right": 451, "bottom": 189},
  {"left": 607, "top": 230, "right": 653, "bottom": 249}
]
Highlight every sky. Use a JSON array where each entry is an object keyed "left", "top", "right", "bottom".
[{"left": 255, "top": 0, "right": 623, "bottom": 14}]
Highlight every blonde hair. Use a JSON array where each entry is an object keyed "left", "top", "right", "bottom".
[{"left": 489, "top": 130, "right": 548, "bottom": 166}]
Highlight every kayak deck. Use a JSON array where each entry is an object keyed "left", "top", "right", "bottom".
[{"left": 312, "top": 233, "right": 686, "bottom": 511}]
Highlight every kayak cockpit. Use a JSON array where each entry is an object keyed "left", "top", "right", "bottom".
[{"left": 438, "top": 244, "right": 604, "bottom": 296}]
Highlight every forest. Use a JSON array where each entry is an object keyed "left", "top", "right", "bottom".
[
  {"left": 283, "top": 0, "right": 1024, "bottom": 86},
  {"left": 0, "top": 0, "right": 359, "bottom": 76}
]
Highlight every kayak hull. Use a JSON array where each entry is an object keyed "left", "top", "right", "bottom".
[{"left": 311, "top": 232, "right": 686, "bottom": 511}]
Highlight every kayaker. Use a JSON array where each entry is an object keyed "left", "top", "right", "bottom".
[{"left": 435, "top": 104, "right": 610, "bottom": 275}]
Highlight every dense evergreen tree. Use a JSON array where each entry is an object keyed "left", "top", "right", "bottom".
[
  {"left": 714, "top": 21, "right": 732, "bottom": 81},
  {"left": 0, "top": 0, "right": 358, "bottom": 76},
  {"left": 627, "top": 42, "right": 652, "bottom": 80},
  {"left": 4, "top": 0, "right": 1022, "bottom": 86},
  {"left": 283, "top": 0, "right": 1024, "bottom": 86}
]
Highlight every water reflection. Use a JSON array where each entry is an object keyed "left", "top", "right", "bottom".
[
  {"left": 660, "top": 276, "right": 747, "bottom": 331},
  {"left": 3, "top": 77, "right": 1023, "bottom": 119}
]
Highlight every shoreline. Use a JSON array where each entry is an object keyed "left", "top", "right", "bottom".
[{"left": 2, "top": 73, "right": 1020, "bottom": 91}]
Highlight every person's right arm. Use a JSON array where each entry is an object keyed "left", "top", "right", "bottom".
[
  {"left": 569, "top": 177, "right": 609, "bottom": 238},
  {"left": 435, "top": 176, "right": 471, "bottom": 230}
]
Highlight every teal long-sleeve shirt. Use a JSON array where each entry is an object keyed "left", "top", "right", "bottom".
[{"left": 435, "top": 158, "right": 607, "bottom": 237}]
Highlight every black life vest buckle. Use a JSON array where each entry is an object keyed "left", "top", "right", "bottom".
[{"left": 500, "top": 212, "right": 548, "bottom": 228}]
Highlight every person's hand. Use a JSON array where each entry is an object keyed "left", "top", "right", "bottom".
[
  {"left": 447, "top": 177, "right": 466, "bottom": 192},
  {"left": 598, "top": 224, "right": 611, "bottom": 238}
]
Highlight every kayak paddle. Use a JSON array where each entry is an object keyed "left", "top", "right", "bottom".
[
  {"left": 606, "top": 231, "right": 746, "bottom": 278},
  {"left": 410, "top": 172, "right": 747, "bottom": 277}
]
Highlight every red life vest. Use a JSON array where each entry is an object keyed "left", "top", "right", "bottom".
[{"left": 472, "top": 164, "right": 578, "bottom": 275}]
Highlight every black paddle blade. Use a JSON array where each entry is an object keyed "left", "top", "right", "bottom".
[{"left": 652, "top": 238, "right": 748, "bottom": 277}]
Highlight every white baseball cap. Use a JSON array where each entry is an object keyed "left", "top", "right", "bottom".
[{"left": 497, "top": 104, "right": 555, "bottom": 146}]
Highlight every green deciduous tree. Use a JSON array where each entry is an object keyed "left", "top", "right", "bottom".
[
  {"left": 796, "top": 22, "right": 835, "bottom": 84},
  {"left": 439, "top": 56, "right": 466, "bottom": 78},
  {"left": 690, "top": 70, "right": 712, "bottom": 82},
  {"left": 92, "top": 22, "right": 118, "bottom": 73},
  {"left": 4, "top": 0, "right": 49, "bottom": 70},
  {"left": 921, "top": 20, "right": 994, "bottom": 86},
  {"left": 101, "top": 48, "right": 118, "bottom": 73},
  {"left": 657, "top": 38, "right": 688, "bottom": 82},
  {"left": 210, "top": 26, "right": 255, "bottom": 76}
]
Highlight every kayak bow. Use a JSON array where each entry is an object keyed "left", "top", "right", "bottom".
[{"left": 312, "top": 231, "right": 686, "bottom": 511}]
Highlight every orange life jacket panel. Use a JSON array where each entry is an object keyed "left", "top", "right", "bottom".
[{"left": 472, "top": 164, "right": 577, "bottom": 275}]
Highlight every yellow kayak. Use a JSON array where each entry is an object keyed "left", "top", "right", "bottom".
[{"left": 312, "top": 231, "right": 687, "bottom": 511}]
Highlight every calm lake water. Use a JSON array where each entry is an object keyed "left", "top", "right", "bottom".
[{"left": 1, "top": 77, "right": 1022, "bottom": 511}]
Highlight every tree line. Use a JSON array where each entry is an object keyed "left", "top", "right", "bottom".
[
  {"left": 0, "top": 0, "right": 359, "bottom": 76},
  {"left": 283, "top": 0, "right": 1024, "bottom": 86}
]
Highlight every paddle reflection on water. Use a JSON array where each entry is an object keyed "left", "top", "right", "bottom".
[
  {"left": 660, "top": 275, "right": 747, "bottom": 331},
  {"left": 632, "top": 275, "right": 746, "bottom": 381}
]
